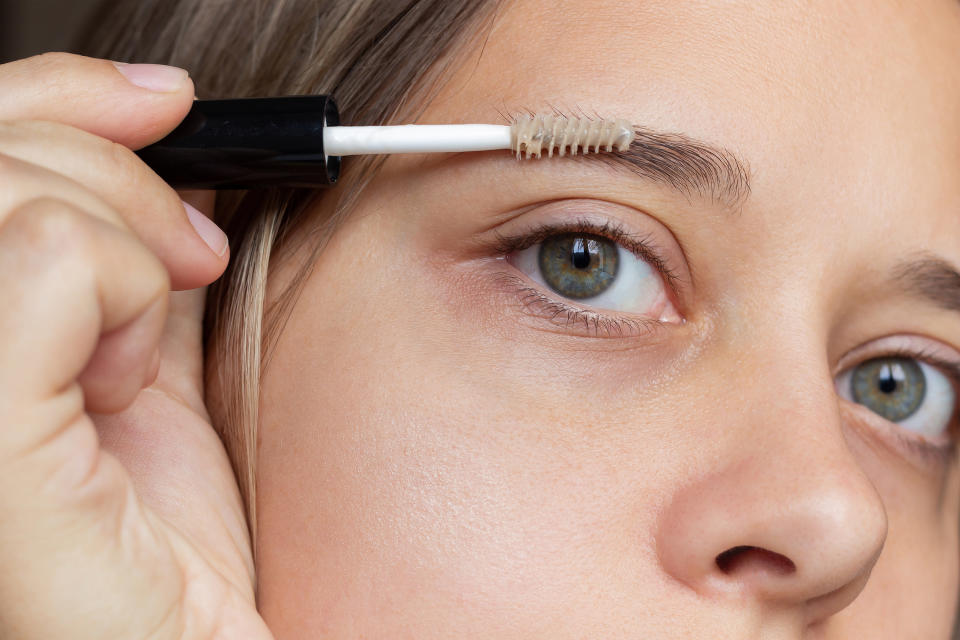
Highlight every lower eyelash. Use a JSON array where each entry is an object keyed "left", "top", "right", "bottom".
[
  {"left": 894, "top": 429, "right": 956, "bottom": 467},
  {"left": 492, "top": 272, "right": 666, "bottom": 338},
  {"left": 843, "top": 345, "right": 960, "bottom": 468}
]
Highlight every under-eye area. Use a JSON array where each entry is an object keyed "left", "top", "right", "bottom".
[{"left": 835, "top": 337, "right": 960, "bottom": 472}]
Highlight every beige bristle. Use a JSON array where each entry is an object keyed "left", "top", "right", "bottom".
[{"left": 510, "top": 115, "right": 634, "bottom": 159}]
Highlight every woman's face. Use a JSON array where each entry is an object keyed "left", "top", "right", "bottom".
[{"left": 255, "top": 0, "right": 960, "bottom": 637}]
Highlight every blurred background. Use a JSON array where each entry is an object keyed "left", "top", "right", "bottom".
[{"left": 0, "top": 0, "right": 102, "bottom": 63}]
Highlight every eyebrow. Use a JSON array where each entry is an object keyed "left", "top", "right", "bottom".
[
  {"left": 892, "top": 254, "right": 960, "bottom": 313},
  {"left": 593, "top": 126, "right": 753, "bottom": 209},
  {"left": 504, "top": 114, "right": 960, "bottom": 318},
  {"left": 597, "top": 131, "right": 960, "bottom": 318}
]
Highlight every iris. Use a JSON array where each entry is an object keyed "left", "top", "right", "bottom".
[
  {"left": 538, "top": 233, "right": 619, "bottom": 299},
  {"left": 851, "top": 357, "right": 926, "bottom": 422}
]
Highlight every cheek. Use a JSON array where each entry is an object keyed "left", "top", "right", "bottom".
[
  {"left": 251, "top": 194, "right": 960, "bottom": 637},
  {"left": 826, "top": 428, "right": 960, "bottom": 637},
  {"left": 825, "top": 514, "right": 959, "bottom": 638},
  {"left": 253, "top": 213, "right": 690, "bottom": 635}
]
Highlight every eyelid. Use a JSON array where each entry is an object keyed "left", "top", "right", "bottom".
[
  {"left": 834, "top": 334, "right": 960, "bottom": 382},
  {"left": 834, "top": 335, "right": 960, "bottom": 469},
  {"left": 483, "top": 199, "right": 692, "bottom": 302},
  {"left": 478, "top": 202, "right": 689, "bottom": 339},
  {"left": 493, "top": 218, "right": 685, "bottom": 295}
]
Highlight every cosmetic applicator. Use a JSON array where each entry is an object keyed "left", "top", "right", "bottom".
[{"left": 137, "top": 95, "right": 635, "bottom": 190}]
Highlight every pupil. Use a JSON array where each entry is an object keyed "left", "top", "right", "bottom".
[
  {"left": 570, "top": 237, "right": 591, "bottom": 269},
  {"left": 878, "top": 375, "right": 897, "bottom": 394},
  {"left": 877, "top": 363, "right": 902, "bottom": 394}
]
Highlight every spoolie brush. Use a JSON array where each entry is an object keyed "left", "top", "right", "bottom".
[
  {"left": 324, "top": 114, "right": 634, "bottom": 159},
  {"left": 138, "top": 95, "right": 635, "bottom": 189}
]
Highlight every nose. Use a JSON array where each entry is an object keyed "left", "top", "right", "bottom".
[{"left": 656, "top": 352, "right": 888, "bottom": 624}]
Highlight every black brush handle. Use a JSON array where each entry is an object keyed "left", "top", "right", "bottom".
[{"left": 137, "top": 95, "right": 341, "bottom": 189}]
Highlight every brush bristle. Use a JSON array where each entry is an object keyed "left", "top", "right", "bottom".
[{"left": 510, "top": 115, "right": 634, "bottom": 159}]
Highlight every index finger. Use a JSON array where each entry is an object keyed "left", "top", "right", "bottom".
[{"left": 0, "top": 52, "right": 195, "bottom": 149}]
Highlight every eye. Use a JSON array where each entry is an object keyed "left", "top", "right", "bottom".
[
  {"left": 509, "top": 231, "right": 680, "bottom": 321},
  {"left": 836, "top": 356, "right": 957, "bottom": 438}
]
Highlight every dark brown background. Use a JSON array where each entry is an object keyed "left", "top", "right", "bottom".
[{"left": 0, "top": 0, "right": 101, "bottom": 63}]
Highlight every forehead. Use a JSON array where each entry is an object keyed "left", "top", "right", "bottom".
[{"left": 424, "top": 0, "right": 960, "bottom": 249}]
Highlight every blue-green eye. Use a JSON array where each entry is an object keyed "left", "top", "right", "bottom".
[
  {"left": 537, "top": 233, "right": 618, "bottom": 299},
  {"left": 510, "top": 232, "right": 678, "bottom": 319},
  {"left": 836, "top": 356, "right": 956, "bottom": 438},
  {"left": 851, "top": 357, "right": 924, "bottom": 421}
]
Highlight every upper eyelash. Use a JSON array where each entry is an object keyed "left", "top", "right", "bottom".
[
  {"left": 883, "top": 345, "right": 960, "bottom": 425},
  {"left": 846, "top": 346, "right": 960, "bottom": 466},
  {"left": 490, "top": 220, "right": 960, "bottom": 467},
  {"left": 870, "top": 345, "right": 960, "bottom": 395},
  {"left": 488, "top": 218, "right": 682, "bottom": 338},
  {"left": 490, "top": 218, "right": 684, "bottom": 294},
  {"left": 490, "top": 221, "right": 960, "bottom": 430}
]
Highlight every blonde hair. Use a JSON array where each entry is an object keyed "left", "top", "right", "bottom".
[{"left": 77, "top": 0, "right": 496, "bottom": 546}]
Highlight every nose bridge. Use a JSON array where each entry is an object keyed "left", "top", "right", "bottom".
[{"left": 656, "top": 331, "right": 888, "bottom": 621}]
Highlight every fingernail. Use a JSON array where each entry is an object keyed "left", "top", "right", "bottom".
[
  {"left": 184, "top": 201, "right": 229, "bottom": 258},
  {"left": 112, "top": 62, "right": 189, "bottom": 93}
]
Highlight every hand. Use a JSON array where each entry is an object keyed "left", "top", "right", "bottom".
[{"left": 0, "top": 53, "right": 271, "bottom": 639}]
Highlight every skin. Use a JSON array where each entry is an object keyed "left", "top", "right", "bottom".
[
  {"left": 0, "top": 1, "right": 957, "bottom": 639},
  {"left": 253, "top": 0, "right": 960, "bottom": 638}
]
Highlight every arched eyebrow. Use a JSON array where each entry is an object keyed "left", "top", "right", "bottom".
[
  {"left": 500, "top": 109, "right": 752, "bottom": 209},
  {"left": 593, "top": 126, "right": 752, "bottom": 210},
  {"left": 893, "top": 255, "right": 960, "bottom": 313}
]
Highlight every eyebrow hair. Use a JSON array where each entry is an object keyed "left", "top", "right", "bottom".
[
  {"left": 501, "top": 109, "right": 752, "bottom": 209},
  {"left": 596, "top": 126, "right": 753, "bottom": 209},
  {"left": 892, "top": 254, "right": 960, "bottom": 313}
]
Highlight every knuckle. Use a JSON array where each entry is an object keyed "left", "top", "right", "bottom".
[
  {"left": 142, "top": 252, "right": 172, "bottom": 297},
  {"left": 3, "top": 198, "right": 171, "bottom": 294},
  {"left": 4, "top": 198, "right": 92, "bottom": 259},
  {"left": 2, "top": 197, "right": 171, "bottom": 297}
]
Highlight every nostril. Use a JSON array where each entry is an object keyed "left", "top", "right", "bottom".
[{"left": 716, "top": 545, "right": 796, "bottom": 576}]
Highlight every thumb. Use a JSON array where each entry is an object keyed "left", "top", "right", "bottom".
[{"left": 0, "top": 52, "right": 194, "bottom": 149}]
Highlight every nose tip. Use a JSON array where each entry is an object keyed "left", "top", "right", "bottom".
[
  {"left": 713, "top": 498, "right": 886, "bottom": 621},
  {"left": 657, "top": 462, "right": 888, "bottom": 623}
]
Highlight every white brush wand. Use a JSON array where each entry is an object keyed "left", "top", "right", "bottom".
[{"left": 137, "top": 95, "right": 634, "bottom": 190}]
